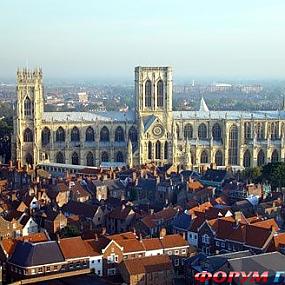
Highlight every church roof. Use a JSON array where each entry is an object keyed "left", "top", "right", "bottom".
[
  {"left": 173, "top": 110, "right": 285, "bottom": 120},
  {"left": 199, "top": 97, "right": 209, "bottom": 112},
  {"left": 43, "top": 111, "right": 136, "bottom": 123}
]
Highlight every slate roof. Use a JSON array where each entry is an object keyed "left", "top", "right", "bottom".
[
  {"left": 8, "top": 241, "right": 64, "bottom": 267},
  {"left": 62, "top": 201, "right": 98, "bottom": 219},
  {"left": 43, "top": 110, "right": 135, "bottom": 123},
  {"left": 172, "top": 212, "right": 192, "bottom": 230}
]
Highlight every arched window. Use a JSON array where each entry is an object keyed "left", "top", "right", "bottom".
[
  {"left": 198, "top": 123, "right": 207, "bottom": 139},
  {"left": 115, "top": 126, "right": 125, "bottom": 142},
  {"left": 148, "top": 141, "right": 152, "bottom": 160},
  {"left": 212, "top": 123, "right": 221, "bottom": 140},
  {"left": 101, "top": 151, "right": 109, "bottom": 162},
  {"left": 228, "top": 125, "right": 238, "bottom": 165},
  {"left": 256, "top": 123, "right": 265, "bottom": 140},
  {"left": 86, "top": 152, "right": 94, "bottom": 166},
  {"left": 23, "top": 128, "right": 33, "bottom": 142},
  {"left": 184, "top": 124, "right": 193, "bottom": 140},
  {"left": 72, "top": 152, "right": 79, "bottom": 165},
  {"left": 85, "top": 126, "right": 95, "bottom": 142},
  {"left": 271, "top": 150, "right": 279, "bottom": 163},
  {"left": 24, "top": 97, "right": 32, "bottom": 116},
  {"left": 244, "top": 122, "right": 252, "bottom": 141},
  {"left": 271, "top": 122, "right": 279, "bottom": 140},
  {"left": 155, "top": 141, "right": 161, "bottom": 159},
  {"left": 257, "top": 149, "right": 265, "bottom": 166},
  {"left": 25, "top": 153, "right": 33, "bottom": 165},
  {"left": 116, "top": 151, "right": 124, "bottom": 162},
  {"left": 41, "top": 127, "right": 50, "bottom": 146},
  {"left": 56, "top": 127, "right": 65, "bottom": 142},
  {"left": 215, "top": 150, "right": 223, "bottom": 166},
  {"left": 243, "top": 150, "right": 251, "bottom": 168},
  {"left": 128, "top": 126, "right": 138, "bottom": 143},
  {"left": 56, "top": 152, "right": 65, "bottom": 164},
  {"left": 191, "top": 152, "right": 196, "bottom": 165},
  {"left": 71, "top": 127, "right": 80, "bottom": 142},
  {"left": 164, "top": 141, "right": 168, "bottom": 159},
  {"left": 145, "top": 80, "right": 152, "bottom": 107},
  {"left": 200, "top": 150, "right": 208, "bottom": 163},
  {"left": 157, "top": 80, "right": 164, "bottom": 107},
  {"left": 100, "top": 126, "right": 109, "bottom": 142}
]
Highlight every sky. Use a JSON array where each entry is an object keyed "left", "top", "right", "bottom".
[{"left": 0, "top": 0, "right": 285, "bottom": 82}]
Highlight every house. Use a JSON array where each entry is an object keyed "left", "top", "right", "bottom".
[
  {"left": 58, "top": 236, "right": 90, "bottom": 271},
  {"left": 62, "top": 201, "right": 104, "bottom": 228},
  {"left": 137, "top": 207, "right": 179, "bottom": 237},
  {"left": 19, "top": 214, "right": 39, "bottom": 236},
  {"left": 106, "top": 204, "right": 136, "bottom": 234},
  {"left": 92, "top": 180, "right": 108, "bottom": 201},
  {"left": 69, "top": 181, "right": 91, "bottom": 203},
  {"left": 105, "top": 179, "right": 127, "bottom": 200},
  {"left": 47, "top": 182, "right": 69, "bottom": 207},
  {"left": 0, "top": 216, "right": 15, "bottom": 239},
  {"left": 119, "top": 255, "right": 174, "bottom": 285},
  {"left": 7, "top": 241, "right": 65, "bottom": 282},
  {"left": 42, "top": 207, "right": 67, "bottom": 235},
  {"left": 16, "top": 195, "right": 38, "bottom": 212}
]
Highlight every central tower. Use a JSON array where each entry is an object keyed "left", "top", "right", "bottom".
[{"left": 135, "top": 66, "right": 174, "bottom": 165}]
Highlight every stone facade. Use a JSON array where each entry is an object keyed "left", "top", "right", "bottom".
[{"left": 12, "top": 66, "right": 285, "bottom": 170}]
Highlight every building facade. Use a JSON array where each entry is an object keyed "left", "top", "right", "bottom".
[{"left": 12, "top": 66, "right": 285, "bottom": 170}]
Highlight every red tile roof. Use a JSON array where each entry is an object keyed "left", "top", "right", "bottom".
[{"left": 59, "top": 236, "right": 90, "bottom": 259}]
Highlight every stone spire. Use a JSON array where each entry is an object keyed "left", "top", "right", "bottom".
[
  {"left": 199, "top": 96, "right": 209, "bottom": 112},
  {"left": 127, "top": 140, "right": 133, "bottom": 168}
]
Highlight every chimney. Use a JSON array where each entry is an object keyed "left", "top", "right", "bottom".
[
  {"left": 234, "top": 211, "right": 242, "bottom": 225},
  {"left": 9, "top": 160, "right": 13, "bottom": 168},
  {"left": 16, "top": 159, "right": 21, "bottom": 170},
  {"left": 159, "top": 228, "right": 166, "bottom": 239}
]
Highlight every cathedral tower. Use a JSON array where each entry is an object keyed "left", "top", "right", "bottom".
[
  {"left": 12, "top": 68, "right": 44, "bottom": 167},
  {"left": 135, "top": 66, "right": 174, "bottom": 165}
]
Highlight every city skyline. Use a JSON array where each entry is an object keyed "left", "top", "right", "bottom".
[{"left": 0, "top": 0, "right": 285, "bottom": 80}]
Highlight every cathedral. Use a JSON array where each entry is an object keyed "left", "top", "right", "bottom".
[{"left": 12, "top": 66, "right": 285, "bottom": 171}]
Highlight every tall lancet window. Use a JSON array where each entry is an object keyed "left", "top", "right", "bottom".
[
  {"left": 157, "top": 80, "right": 164, "bottom": 107},
  {"left": 24, "top": 97, "right": 32, "bottom": 116},
  {"left": 145, "top": 80, "right": 152, "bottom": 107}
]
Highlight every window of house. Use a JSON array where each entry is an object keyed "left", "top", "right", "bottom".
[
  {"left": 168, "top": 251, "right": 172, "bottom": 255},
  {"left": 46, "top": 266, "right": 50, "bottom": 272},
  {"left": 221, "top": 242, "right": 225, "bottom": 248},
  {"left": 216, "top": 241, "right": 220, "bottom": 246},
  {"left": 202, "top": 234, "right": 210, "bottom": 244},
  {"left": 182, "top": 249, "right": 186, "bottom": 254},
  {"left": 97, "top": 270, "right": 101, "bottom": 275},
  {"left": 38, "top": 267, "right": 43, "bottom": 273},
  {"left": 31, "top": 268, "right": 36, "bottom": 274},
  {"left": 175, "top": 250, "right": 179, "bottom": 255},
  {"left": 174, "top": 259, "right": 179, "bottom": 266},
  {"left": 107, "top": 268, "right": 116, "bottom": 276}
]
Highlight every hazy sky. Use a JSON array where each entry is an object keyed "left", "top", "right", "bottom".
[{"left": 0, "top": 0, "right": 285, "bottom": 81}]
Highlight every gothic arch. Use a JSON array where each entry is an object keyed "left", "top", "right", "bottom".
[
  {"left": 56, "top": 152, "right": 65, "bottom": 164},
  {"left": 23, "top": 128, "right": 33, "bottom": 142},
  {"left": 148, "top": 141, "right": 152, "bottom": 160},
  {"left": 215, "top": 150, "right": 223, "bottom": 166},
  {"left": 164, "top": 141, "right": 168, "bottom": 159},
  {"left": 85, "top": 126, "right": 95, "bottom": 142},
  {"left": 271, "top": 149, "right": 279, "bottom": 163},
  {"left": 257, "top": 149, "right": 265, "bottom": 166},
  {"left": 184, "top": 124, "right": 193, "bottom": 140},
  {"left": 228, "top": 125, "right": 238, "bottom": 165},
  {"left": 101, "top": 151, "right": 109, "bottom": 162},
  {"left": 56, "top": 127, "right": 65, "bottom": 142},
  {"left": 41, "top": 127, "right": 50, "bottom": 146},
  {"left": 200, "top": 150, "right": 208, "bottom": 164},
  {"left": 115, "top": 126, "right": 125, "bottom": 142},
  {"left": 100, "top": 126, "right": 110, "bottom": 142},
  {"left": 24, "top": 97, "right": 32, "bottom": 116},
  {"left": 116, "top": 151, "right": 124, "bottom": 162},
  {"left": 71, "top": 152, "right": 79, "bottom": 165},
  {"left": 86, "top": 151, "right": 94, "bottom": 166},
  {"left": 145, "top": 80, "right": 152, "bottom": 107},
  {"left": 155, "top": 140, "right": 161, "bottom": 159},
  {"left": 198, "top": 123, "right": 207, "bottom": 140},
  {"left": 212, "top": 123, "right": 221, "bottom": 140},
  {"left": 71, "top": 126, "right": 80, "bottom": 142},
  {"left": 157, "top": 80, "right": 164, "bottom": 107}
]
